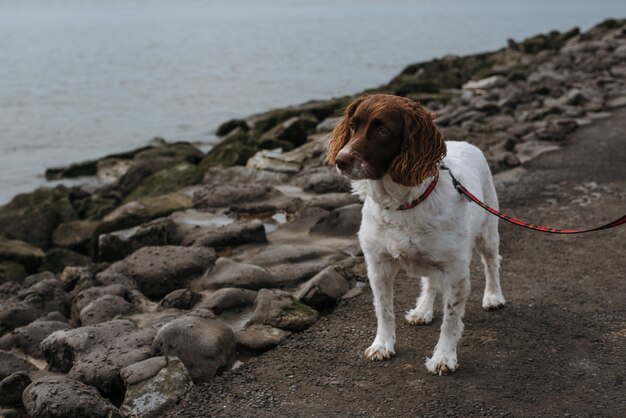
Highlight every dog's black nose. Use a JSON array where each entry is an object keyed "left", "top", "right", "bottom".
[{"left": 336, "top": 152, "right": 355, "bottom": 172}]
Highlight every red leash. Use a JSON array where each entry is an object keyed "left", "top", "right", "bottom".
[{"left": 441, "top": 165, "right": 626, "bottom": 234}]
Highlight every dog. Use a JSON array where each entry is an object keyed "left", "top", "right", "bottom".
[{"left": 327, "top": 94, "right": 506, "bottom": 374}]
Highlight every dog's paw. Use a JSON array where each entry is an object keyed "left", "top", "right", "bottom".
[
  {"left": 482, "top": 293, "right": 506, "bottom": 311},
  {"left": 405, "top": 309, "right": 433, "bottom": 325},
  {"left": 425, "top": 350, "right": 458, "bottom": 375},
  {"left": 364, "top": 341, "right": 395, "bottom": 361}
]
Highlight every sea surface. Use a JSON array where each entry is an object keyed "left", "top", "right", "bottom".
[{"left": 1, "top": 0, "right": 625, "bottom": 203}]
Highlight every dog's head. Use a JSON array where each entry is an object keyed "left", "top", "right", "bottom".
[{"left": 327, "top": 94, "right": 446, "bottom": 187}]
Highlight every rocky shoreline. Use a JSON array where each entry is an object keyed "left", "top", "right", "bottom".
[{"left": 1, "top": 19, "right": 625, "bottom": 418}]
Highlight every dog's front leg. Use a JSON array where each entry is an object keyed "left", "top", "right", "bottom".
[
  {"left": 426, "top": 264, "right": 470, "bottom": 374},
  {"left": 363, "top": 251, "right": 399, "bottom": 361}
]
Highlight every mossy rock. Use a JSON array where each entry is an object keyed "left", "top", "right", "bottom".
[
  {"left": 0, "top": 237, "right": 45, "bottom": 273},
  {"left": 124, "top": 163, "right": 204, "bottom": 202},
  {"left": 39, "top": 248, "right": 92, "bottom": 274},
  {"left": 0, "top": 261, "right": 28, "bottom": 284},
  {"left": 198, "top": 128, "right": 261, "bottom": 171},
  {"left": 0, "top": 187, "right": 77, "bottom": 250},
  {"left": 74, "top": 195, "right": 119, "bottom": 220}
]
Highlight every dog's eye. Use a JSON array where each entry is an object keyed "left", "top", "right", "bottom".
[{"left": 377, "top": 127, "right": 390, "bottom": 136}]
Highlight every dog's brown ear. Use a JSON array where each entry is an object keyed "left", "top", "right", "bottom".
[
  {"left": 389, "top": 99, "right": 446, "bottom": 186},
  {"left": 326, "top": 96, "right": 366, "bottom": 165}
]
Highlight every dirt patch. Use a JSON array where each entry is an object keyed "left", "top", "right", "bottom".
[{"left": 166, "top": 108, "right": 626, "bottom": 417}]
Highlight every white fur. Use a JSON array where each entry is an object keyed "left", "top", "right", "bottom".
[{"left": 353, "top": 141, "right": 506, "bottom": 374}]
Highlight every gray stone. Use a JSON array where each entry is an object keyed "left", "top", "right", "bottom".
[
  {"left": 192, "top": 183, "right": 273, "bottom": 209},
  {"left": 22, "top": 375, "right": 121, "bottom": 418},
  {"left": 185, "top": 219, "right": 267, "bottom": 248},
  {"left": 293, "top": 169, "right": 351, "bottom": 194},
  {"left": 74, "top": 284, "right": 130, "bottom": 316},
  {"left": 158, "top": 289, "right": 200, "bottom": 311},
  {"left": 39, "top": 248, "right": 91, "bottom": 274},
  {"left": 248, "top": 244, "right": 341, "bottom": 267},
  {"left": 79, "top": 295, "right": 136, "bottom": 326},
  {"left": 97, "top": 246, "right": 216, "bottom": 299},
  {"left": 0, "top": 350, "right": 36, "bottom": 380},
  {"left": 266, "top": 261, "right": 329, "bottom": 288},
  {"left": 295, "top": 266, "right": 351, "bottom": 308},
  {"left": 0, "top": 321, "right": 71, "bottom": 357},
  {"left": 306, "top": 193, "right": 360, "bottom": 210},
  {"left": 310, "top": 203, "right": 362, "bottom": 236},
  {"left": 52, "top": 220, "right": 100, "bottom": 254},
  {"left": 0, "top": 371, "right": 31, "bottom": 406},
  {"left": 196, "top": 288, "right": 257, "bottom": 314},
  {"left": 202, "top": 166, "right": 289, "bottom": 187},
  {"left": 98, "top": 218, "right": 178, "bottom": 262},
  {"left": 0, "top": 238, "right": 45, "bottom": 274},
  {"left": 247, "top": 289, "right": 319, "bottom": 332},
  {"left": 153, "top": 309, "right": 236, "bottom": 383},
  {"left": 236, "top": 324, "right": 289, "bottom": 353},
  {"left": 120, "top": 356, "right": 193, "bottom": 418},
  {"left": 198, "top": 258, "right": 277, "bottom": 290}
]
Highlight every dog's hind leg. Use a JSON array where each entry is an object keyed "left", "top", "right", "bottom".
[
  {"left": 405, "top": 276, "right": 440, "bottom": 325},
  {"left": 363, "top": 252, "right": 399, "bottom": 361},
  {"left": 425, "top": 269, "right": 470, "bottom": 374},
  {"left": 476, "top": 218, "right": 506, "bottom": 311}
]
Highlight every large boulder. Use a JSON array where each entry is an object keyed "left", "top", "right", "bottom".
[
  {"left": 295, "top": 266, "right": 351, "bottom": 309},
  {"left": 196, "top": 258, "right": 277, "bottom": 291},
  {"left": 310, "top": 203, "right": 363, "bottom": 236},
  {"left": 98, "top": 218, "right": 178, "bottom": 262},
  {"left": 0, "top": 371, "right": 31, "bottom": 407},
  {"left": 39, "top": 248, "right": 91, "bottom": 274},
  {"left": 247, "top": 289, "right": 319, "bottom": 332},
  {"left": 22, "top": 375, "right": 121, "bottom": 418},
  {"left": 124, "top": 162, "right": 203, "bottom": 201},
  {"left": 153, "top": 309, "right": 236, "bottom": 383},
  {"left": 184, "top": 219, "right": 267, "bottom": 248},
  {"left": 235, "top": 324, "right": 289, "bottom": 354},
  {"left": 0, "top": 238, "right": 45, "bottom": 274},
  {"left": 79, "top": 295, "right": 136, "bottom": 326},
  {"left": 195, "top": 288, "right": 257, "bottom": 314},
  {"left": 0, "top": 350, "right": 36, "bottom": 380},
  {"left": 51, "top": 220, "right": 100, "bottom": 254},
  {"left": 120, "top": 356, "right": 193, "bottom": 418},
  {"left": 97, "top": 246, "right": 216, "bottom": 299},
  {"left": 192, "top": 183, "right": 273, "bottom": 209},
  {"left": 0, "top": 320, "right": 71, "bottom": 357}
]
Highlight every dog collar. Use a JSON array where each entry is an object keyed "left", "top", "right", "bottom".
[{"left": 396, "top": 172, "right": 439, "bottom": 210}]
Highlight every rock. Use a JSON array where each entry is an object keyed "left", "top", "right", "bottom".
[
  {"left": 527, "top": 69, "right": 566, "bottom": 85},
  {"left": 0, "top": 320, "right": 71, "bottom": 357},
  {"left": 306, "top": 193, "right": 360, "bottom": 210},
  {"left": 248, "top": 244, "right": 341, "bottom": 267},
  {"left": 246, "top": 149, "right": 302, "bottom": 174},
  {"left": 98, "top": 246, "right": 215, "bottom": 299},
  {"left": 39, "top": 248, "right": 91, "bottom": 274},
  {"left": 133, "top": 142, "right": 204, "bottom": 164},
  {"left": 96, "top": 158, "right": 134, "bottom": 183},
  {"left": 0, "top": 263, "right": 27, "bottom": 284},
  {"left": 41, "top": 319, "right": 162, "bottom": 396},
  {"left": 195, "top": 288, "right": 257, "bottom": 314},
  {"left": 247, "top": 289, "right": 319, "bottom": 332},
  {"left": 564, "top": 88, "right": 589, "bottom": 106},
  {"left": 22, "top": 375, "right": 121, "bottom": 418},
  {"left": 310, "top": 203, "right": 362, "bottom": 236},
  {"left": 0, "top": 238, "right": 45, "bottom": 274},
  {"left": 45, "top": 159, "right": 99, "bottom": 180},
  {"left": 185, "top": 219, "right": 267, "bottom": 248},
  {"left": 295, "top": 266, "right": 351, "bottom": 308},
  {"left": 52, "top": 220, "right": 100, "bottom": 254},
  {"left": 316, "top": 116, "right": 341, "bottom": 133},
  {"left": 120, "top": 356, "right": 193, "bottom": 418},
  {"left": 158, "top": 289, "right": 200, "bottom": 311},
  {"left": 197, "top": 258, "right": 277, "bottom": 290},
  {"left": 606, "top": 96, "right": 626, "bottom": 109},
  {"left": 0, "top": 408, "right": 19, "bottom": 418},
  {"left": 98, "top": 218, "right": 178, "bottom": 262},
  {"left": 0, "top": 350, "right": 36, "bottom": 380},
  {"left": 192, "top": 183, "right": 273, "bottom": 209},
  {"left": 293, "top": 169, "right": 351, "bottom": 194},
  {"left": 246, "top": 98, "right": 339, "bottom": 132},
  {"left": 0, "top": 371, "right": 31, "bottom": 406},
  {"left": 74, "top": 284, "right": 129, "bottom": 314},
  {"left": 259, "top": 115, "right": 317, "bottom": 148},
  {"left": 97, "top": 192, "right": 193, "bottom": 236},
  {"left": 79, "top": 295, "right": 136, "bottom": 326},
  {"left": 462, "top": 75, "right": 506, "bottom": 90},
  {"left": 198, "top": 128, "right": 260, "bottom": 169},
  {"left": 236, "top": 324, "right": 289, "bottom": 353},
  {"left": 73, "top": 194, "right": 119, "bottom": 221},
  {"left": 153, "top": 309, "right": 236, "bottom": 383},
  {"left": 215, "top": 118, "right": 249, "bottom": 136},
  {"left": 202, "top": 166, "right": 289, "bottom": 187},
  {"left": 124, "top": 163, "right": 204, "bottom": 201},
  {"left": 0, "top": 187, "right": 77, "bottom": 250},
  {"left": 266, "top": 261, "right": 329, "bottom": 288}
]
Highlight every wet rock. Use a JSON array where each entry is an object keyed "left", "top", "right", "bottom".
[
  {"left": 216, "top": 118, "right": 249, "bottom": 136},
  {"left": 198, "top": 258, "right": 277, "bottom": 290},
  {"left": 195, "top": 288, "right": 257, "bottom": 313},
  {"left": 0, "top": 350, "right": 36, "bottom": 380},
  {"left": 259, "top": 115, "right": 317, "bottom": 148},
  {"left": 45, "top": 159, "right": 99, "bottom": 180},
  {"left": 0, "top": 320, "right": 71, "bottom": 357},
  {"left": 73, "top": 194, "right": 119, "bottom": 221},
  {"left": 74, "top": 284, "right": 129, "bottom": 314},
  {"left": 133, "top": 142, "right": 204, "bottom": 164},
  {"left": 293, "top": 169, "right": 351, "bottom": 194},
  {"left": 79, "top": 295, "right": 136, "bottom": 326},
  {"left": 246, "top": 99, "right": 339, "bottom": 132},
  {"left": 39, "top": 248, "right": 91, "bottom": 274},
  {"left": 98, "top": 218, "right": 178, "bottom": 262},
  {"left": 41, "top": 319, "right": 162, "bottom": 396},
  {"left": 198, "top": 128, "right": 260, "bottom": 169},
  {"left": 16, "top": 278, "right": 70, "bottom": 321},
  {"left": 158, "top": 289, "right": 200, "bottom": 311},
  {"left": 236, "top": 324, "right": 289, "bottom": 353},
  {"left": 246, "top": 149, "right": 302, "bottom": 174},
  {"left": 306, "top": 193, "right": 360, "bottom": 210},
  {"left": 247, "top": 289, "right": 319, "bottom": 332},
  {"left": 295, "top": 266, "right": 351, "bottom": 309},
  {"left": 0, "top": 371, "right": 31, "bottom": 406},
  {"left": 316, "top": 116, "right": 341, "bottom": 132},
  {"left": 249, "top": 244, "right": 342, "bottom": 267},
  {"left": 310, "top": 203, "right": 362, "bottom": 236},
  {"left": 462, "top": 75, "right": 506, "bottom": 90},
  {"left": 0, "top": 187, "right": 77, "bottom": 250},
  {"left": 124, "top": 162, "right": 204, "bottom": 201},
  {"left": 0, "top": 302, "right": 40, "bottom": 336},
  {"left": 185, "top": 219, "right": 267, "bottom": 247},
  {"left": 97, "top": 192, "right": 193, "bottom": 236},
  {"left": 266, "top": 261, "right": 329, "bottom": 288},
  {"left": 202, "top": 166, "right": 289, "bottom": 186},
  {"left": 153, "top": 309, "right": 236, "bottom": 383},
  {"left": 0, "top": 263, "right": 27, "bottom": 284},
  {"left": 52, "top": 220, "right": 100, "bottom": 254},
  {"left": 98, "top": 246, "right": 215, "bottom": 299},
  {"left": 192, "top": 183, "right": 273, "bottom": 209},
  {"left": 22, "top": 375, "right": 122, "bottom": 418},
  {"left": 0, "top": 238, "right": 45, "bottom": 274},
  {"left": 120, "top": 356, "right": 193, "bottom": 418}
]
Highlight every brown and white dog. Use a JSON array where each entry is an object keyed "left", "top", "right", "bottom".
[{"left": 327, "top": 94, "right": 505, "bottom": 374}]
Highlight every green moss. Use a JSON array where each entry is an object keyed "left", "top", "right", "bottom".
[{"left": 124, "top": 163, "right": 204, "bottom": 202}]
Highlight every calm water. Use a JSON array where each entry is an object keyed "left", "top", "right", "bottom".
[{"left": 1, "top": 0, "right": 625, "bottom": 203}]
